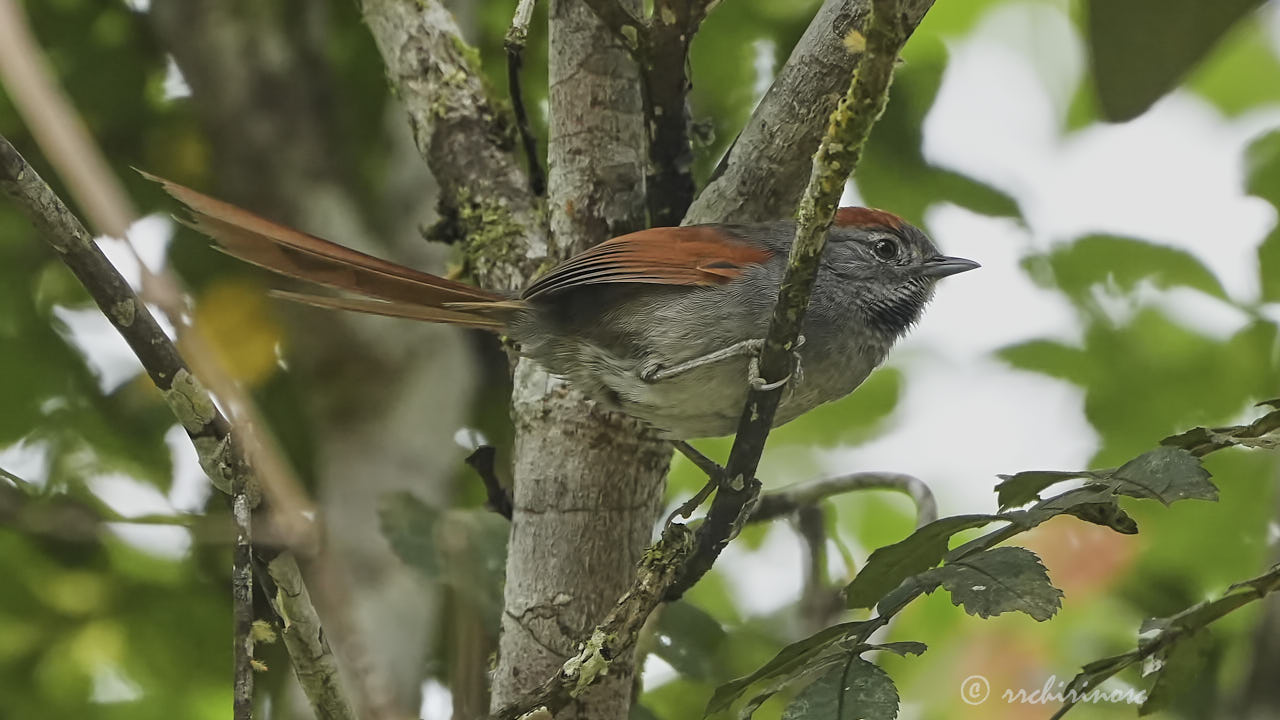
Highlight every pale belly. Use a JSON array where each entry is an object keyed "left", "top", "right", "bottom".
[{"left": 547, "top": 341, "right": 881, "bottom": 439}]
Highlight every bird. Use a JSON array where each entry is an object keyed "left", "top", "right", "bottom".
[{"left": 145, "top": 174, "right": 978, "bottom": 439}]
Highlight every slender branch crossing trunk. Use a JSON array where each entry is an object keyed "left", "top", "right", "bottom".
[{"left": 489, "top": 1, "right": 671, "bottom": 717}]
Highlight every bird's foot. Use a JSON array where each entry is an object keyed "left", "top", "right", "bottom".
[{"left": 747, "top": 335, "right": 805, "bottom": 392}]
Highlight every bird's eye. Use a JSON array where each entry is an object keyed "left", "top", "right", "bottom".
[{"left": 873, "top": 238, "right": 899, "bottom": 261}]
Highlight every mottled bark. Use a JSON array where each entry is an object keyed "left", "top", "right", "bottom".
[{"left": 488, "top": 2, "right": 669, "bottom": 717}]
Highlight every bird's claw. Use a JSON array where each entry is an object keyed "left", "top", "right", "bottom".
[{"left": 747, "top": 335, "right": 805, "bottom": 392}]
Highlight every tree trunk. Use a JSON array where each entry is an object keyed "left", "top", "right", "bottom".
[{"left": 488, "top": 1, "right": 671, "bottom": 717}]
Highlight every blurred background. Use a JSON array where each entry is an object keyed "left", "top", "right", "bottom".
[{"left": 1, "top": 0, "right": 1278, "bottom": 718}]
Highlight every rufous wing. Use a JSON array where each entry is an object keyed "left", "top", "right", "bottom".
[{"left": 522, "top": 226, "right": 773, "bottom": 300}]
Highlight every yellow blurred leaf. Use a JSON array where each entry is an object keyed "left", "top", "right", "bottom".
[{"left": 193, "top": 278, "right": 284, "bottom": 387}]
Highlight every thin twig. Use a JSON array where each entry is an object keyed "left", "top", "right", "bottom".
[
  {"left": 667, "top": 0, "right": 908, "bottom": 601},
  {"left": 0, "top": 136, "right": 357, "bottom": 720},
  {"left": 750, "top": 471, "right": 937, "bottom": 527},
  {"left": 796, "top": 504, "right": 838, "bottom": 630},
  {"left": 504, "top": 0, "right": 545, "bottom": 196},
  {"left": 232, "top": 490, "right": 254, "bottom": 720},
  {"left": 466, "top": 446, "right": 513, "bottom": 520}
]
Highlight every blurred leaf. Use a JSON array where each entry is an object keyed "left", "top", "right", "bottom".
[
  {"left": 193, "top": 278, "right": 284, "bottom": 387},
  {"left": 379, "top": 491, "right": 508, "bottom": 622},
  {"left": 995, "top": 469, "right": 1100, "bottom": 510},
  {"left": 1246, "top": 130, "right": 1280, "bottom": 301},
  {"left": 1103, "top": 447, "right": 1216, "bottom": 505},
  {"left": 1034, "top": 235, "right": 1227, "bottom": 301},
  {"left": 1139, "top": 626, "right": 1212, "bottom": 715},
  {"left": 845, "top": 515, "right": 1002, "bottom": 609},
  {"left": 781, "top": 654, "right": 899, "bottom": 720},
  {"left": 771, "top": 368, "right": 902, "bottom": 448},
  {"left": 378, "top": 492, "right": 442, "bottom": 576},
  {"left": 1186, "top": 17, "right": 1280, "bottom": 115},
  {"left": 927, "top": 547, "right": 1063, "bottom": 621},
  {"left": 998, "top": 339, "right": 1092, "bottom": 386},
  {"left": 1085, "top": 0, "right": 1265, "bottom": 121},
  {"left": 654, "top": 601, "right": 728, "bottom": 683}
]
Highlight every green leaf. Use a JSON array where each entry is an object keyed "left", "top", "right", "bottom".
[
  {"left": 844, "top": 515, "right": 1004, "bottom": 609},
  {"left": 1034, "top": 235, "right": 1227, "bottom": 301},
  {"left": 654, "top": 601, "right": 728, "bottom": 683},
  {"left": 929, "top": 547, "right": 1063, "bottom": 621},
  {"left": 1104, "top": 447, "right": 1216, "bottom": 505},
  {"left": 994, "top": 470, "right": 1099, "bottom": 510},
  {"left": 857, "top": 641, "right": 926, "bottom": 658},
  {"left": 378, "top": 492, "right": 442, "bottom": 576},
  {"left": 1086, "top": 0, "right": 1266, "bottom": 121},
  {"left": 1139, "top": 627, "right": 1213, "bottom": 716},
  {"left": 706, "top": 621, "right": 879, "bottom": 715},
  {"left": 1062, "top": 500, "right": 1139, "bottom": 535},
  {"left": 782, "top": 654, "right": 900, "bottom": 720}
]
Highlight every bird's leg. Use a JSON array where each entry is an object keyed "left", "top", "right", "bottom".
[
  {"left": 640, "top": 338, "right": 766, "bottom": 382},
  {"left": 641, "top": 336, "right": 806, "bottom": 391}
]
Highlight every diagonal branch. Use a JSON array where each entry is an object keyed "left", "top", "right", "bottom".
[
  {"left": 0, "top": 136, "right": 357, "bottom": 720},
  {"left": 486, "top": 1, "right": 917, "bottom": 716},
  {"left": 685, "top": 0, "right": 935, "bottom": 225},
  {"left": 668, "top": 0, "right": 909, "bottom": 600},
  {"left": 360, "top": 0, "right": 548, "bottom": 292}
]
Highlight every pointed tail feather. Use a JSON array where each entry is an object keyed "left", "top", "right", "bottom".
[
  {"left": 269, "top": 291, "right": 505, "bottom": 329},
  {"left": 141, "top": 172, "right": 506, "bottom": 324}
]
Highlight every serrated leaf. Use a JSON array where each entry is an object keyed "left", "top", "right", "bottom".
[
  {"left": 1086, "top": 0, "right": 1266, "bottom": 121},
  {"left": 654, "top": 601, "right": 727, "bottom": 682},
  {"left": 782, "top": 654, "right": 900, "bottom": 720},
  {"left": 995, "top": 470, "right": 1098, "bottom": 510},
  {"left": 929, "top": 547, "right": 1063, "bottom": 621},
  {"left": 845, "top": 514, "right": 1003, "bottom": 609},
  {"left": 706, "top": 621, "right": 878, "bottom": 715},
  {"left": 1105, "top": 447, "right": 1216, "bottom": 505}
]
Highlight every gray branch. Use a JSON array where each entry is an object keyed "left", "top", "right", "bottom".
[
  {"left": 685, "top": 0, "right": 935, "bottom": 225},
  {"left": 359, "top": 0, "right": 548, "bottom": 292},
  {"left": 750, "top": 471, "right": 938, "bottom": 527}
]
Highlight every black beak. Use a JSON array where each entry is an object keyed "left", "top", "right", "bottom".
[{"left": 917, "top": 255, "right": 980, "bottom": 278}]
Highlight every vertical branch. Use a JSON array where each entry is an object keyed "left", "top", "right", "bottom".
[
  {"left": 641, "top": 0, "right": 714, "bottom": 226},
  {"left": 490, "top": 1, "right": 670, "bottom": 719},
  {"left": 232, "top": 491, "right": 255, "bottom": 720},
  {"left": 505, "top": 0, "right": 546, "bottom": 196}
]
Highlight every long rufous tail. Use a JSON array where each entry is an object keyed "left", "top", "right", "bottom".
[{"left": 141, "top": 171, "right": 509, "bottom": 329}]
